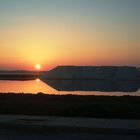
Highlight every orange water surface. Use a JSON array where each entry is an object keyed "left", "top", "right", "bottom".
[{"left": 0, "top": 79, "right": 140, "bottom": 96}]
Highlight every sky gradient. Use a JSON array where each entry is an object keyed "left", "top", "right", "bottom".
[{"left": 0, "top": 0, "right": 140, "bottom": 70}]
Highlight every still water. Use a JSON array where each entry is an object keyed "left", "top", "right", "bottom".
[{"left": 0, "top": 79, "right": 140, "bottom": 96}]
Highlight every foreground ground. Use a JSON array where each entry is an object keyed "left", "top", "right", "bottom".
[
  {"left": 0, "top": 115, "right": 140, "bottom": 140},
  {"left": 0, "top": 93, "right": 140, "bottom": 119},
  {"left": 0, "top": 94, "right": 140, "bottom": 139},
  {"left": 0, "top": 129, "right": 140, "bottom": 140}
]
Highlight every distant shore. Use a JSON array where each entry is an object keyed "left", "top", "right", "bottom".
[
  {"left": 0, "top": 93, "right": 140, "bottom": 119},
  {"left": 0, "top": 71, "right": 42, "bottom": 80}
]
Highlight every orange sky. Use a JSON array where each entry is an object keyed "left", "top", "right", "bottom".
[{"left": 0, "top": 0, "right": 140, "bottom": 70}]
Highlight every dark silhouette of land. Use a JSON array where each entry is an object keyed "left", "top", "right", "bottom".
[
  {"left": 0, "top": 71, "right": 42, "bottom": 80},
  {"left": 41, "top": 66, "right": 140, "bottom": 80},
  {"left": 0, "top": 93, "right": 140, "bottom": 119},
  {"left": 42, "top": 79, "right": 140, "bottom": 92}
]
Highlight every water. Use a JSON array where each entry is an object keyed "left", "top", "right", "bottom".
[{"left": 0, "top": 79, "right": 140, "bottom": 96}]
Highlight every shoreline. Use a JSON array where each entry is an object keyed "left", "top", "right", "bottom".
[{"left": 0, "top": 73, "right": 41, "bottom": 80}]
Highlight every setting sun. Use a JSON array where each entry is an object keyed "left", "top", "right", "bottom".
[
  {"left": 36, "top": 78, "right": 40, "bottom": 82},
  {"left": 35, "top": 64, "right": 41, "bottom": 70}
]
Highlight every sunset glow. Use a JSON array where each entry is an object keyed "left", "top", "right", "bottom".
[
  {"left": 35, "top": 64, "right": 41, "bottom": 70},
  {"left": 36, "top": 78, "right": 40, "bottom": 82},
  {"left": 0, "top": 0, "right": 140, "bottom": 70}
]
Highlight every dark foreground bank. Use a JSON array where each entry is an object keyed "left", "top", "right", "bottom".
[{"left": 0, "top": 93, "right": 140, "bottom": 119}]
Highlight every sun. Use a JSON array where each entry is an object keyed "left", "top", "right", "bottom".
[
  {"left": 35, "top": 64, "right": 41, "bottom": 70},
  {"left": 36, "top": 78, "right": 40, "bottom": 82}
]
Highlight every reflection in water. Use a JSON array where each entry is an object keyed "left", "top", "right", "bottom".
[
  {"left": 42, "top": 80, "right": 140, "bottom": 92},
  {"left": 0, "top": 79, "right": 140, "bottom": 96},
  {"left": 0, "top": 79, "right": 56, "bottom": 94}
]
